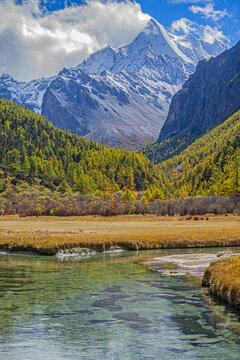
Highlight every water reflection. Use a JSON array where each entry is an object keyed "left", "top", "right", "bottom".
[{"left": 0, "top": 249, "right": 239, "bottom": 359}]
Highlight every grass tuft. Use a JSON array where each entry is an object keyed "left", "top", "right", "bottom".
[{"left": 202, "top": 256, "right": 240, "bottom": 309}]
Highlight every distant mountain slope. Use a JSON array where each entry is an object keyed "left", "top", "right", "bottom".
[
  {"left": 41, "top": 67, "right": 177, "bottom": 149},
  {"left": 0, "top": 99, "right": 155, "bottom": 193},
  {"left": 156, "top": 41, "right": 240, "bottom": 157},
  {"left": 0, "top": 74, "right": 55, "bottom": 114},
  {"left": 0, "top": 18, "right": 227, "bottom": 149},
  {"left": 157, "top": 110, "right": 240, "bottom": 197}
]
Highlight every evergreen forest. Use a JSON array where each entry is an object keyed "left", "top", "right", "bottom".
[
  {"left": 0, "top": 99, "right": 156, "bottom": 196},
  {"left": 0, "top": 98, "right": 239, "bottom": 209}
]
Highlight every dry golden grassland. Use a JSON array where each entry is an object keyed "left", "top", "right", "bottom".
[
  {"left": 0, "top": 214, "right": 239, "bottom": 254},
  {"left": 202, "top": 255, "right": 240, "bottom": 310}
]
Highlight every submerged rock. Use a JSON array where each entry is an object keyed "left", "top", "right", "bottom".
[
  {"left": 103, "top": 246, "right": 124, "bottom": 254},
  {"left": 56, "top": 248, "right": 97, "bottom": 259},
  {"left": 145, "top": 252, "right": 240, "bottom": 277}
]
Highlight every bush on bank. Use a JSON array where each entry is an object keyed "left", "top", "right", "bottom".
[{"left": 0, "top": 192, "right": 239, "bottom": 217}]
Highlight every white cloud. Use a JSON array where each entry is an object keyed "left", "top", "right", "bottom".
[
  {"left": 0, "top": 0, "right": 150, "bottom": 81},
  {"left": 171, "top": 18, "right": 197, "bottom": 34},
  {"left": 189, "top": 3, "right": 229, "bottom": 22},
  {"left": 19, "top": 0, "right": 42, "bottom": 14},
  {"left": 170, "top": 17, "right": 230, "bottom": 45}
]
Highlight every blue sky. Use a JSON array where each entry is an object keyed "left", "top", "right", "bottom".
[
  {"left": 40, "top": 0, "right": 240, "bottom": 45},
  {"left": 0, "top": 0, "right": 238, "bottom": 81},
  {"left": 141, "top": 0, "right": 239, "bottom": 45}
]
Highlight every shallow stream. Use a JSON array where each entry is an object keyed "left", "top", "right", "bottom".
[{"left": 0, "top": 248, "right": 239, "bottom": 359}]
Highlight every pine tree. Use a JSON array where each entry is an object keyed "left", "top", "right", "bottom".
[
  {"left": 57, "top": 180, "right": 71, "bottom": 194},
  {"left": 127, "top": 169, "right": 135, "bottom": 190}
]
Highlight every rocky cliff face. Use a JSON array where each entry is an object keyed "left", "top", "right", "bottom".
[
  {"left": 0, "top": 18, "right": 227, "bottom": 149},
  {"left": 158, "top": 41, "right": 240, "bottom": 142}
]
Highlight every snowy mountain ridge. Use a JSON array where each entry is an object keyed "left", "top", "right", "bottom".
[{"left": 0, "top": 73, "right": 55, "bottom": 114}]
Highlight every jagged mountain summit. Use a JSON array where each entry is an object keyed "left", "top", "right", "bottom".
[
  {"left": 0, "top": 18, "right": 227, "bottom": 148},
  {"left": 78, "top": 19, "right": 192, "bottom": 75}
]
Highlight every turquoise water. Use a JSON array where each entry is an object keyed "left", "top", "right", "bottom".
[{"left": 0, "top": 249, "right": 239, "bottom": 359}]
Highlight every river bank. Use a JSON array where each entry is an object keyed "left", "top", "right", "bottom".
[
  {"left": 144, "top": 248, "right": 240, "bottom": 311},
  {"left": 202, "top": 256, "right": 240, "bottom": 310},
  {"left": 0, "top": 214, "right": 239, "bottom": 255}
]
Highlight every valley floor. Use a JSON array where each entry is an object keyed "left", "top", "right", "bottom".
[{"left": 0, "top": 214, "right": 239, "bottom": 255}]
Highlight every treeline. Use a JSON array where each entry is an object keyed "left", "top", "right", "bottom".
[
  {"left": 0, "top": 194, "right": 239, "bottom": 217},
  {"left": 156, "top": 110, "right": 240, "bottom": 198},
  {"left": 0, "top": 99, "right": 156, "bottom": 194}
]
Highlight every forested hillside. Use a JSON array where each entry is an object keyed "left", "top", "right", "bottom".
[
  {"left": 0, "top": 99, "right": 155, "bottom": 194},
  {"left": 157, "top": 110, "right": 240, "bottom": 197},
  {"left": 0, "top": 98, "right": 239, "bottom": 201},
  {"left": 143, "top": 132, "right": 195, "bottom": 164}
]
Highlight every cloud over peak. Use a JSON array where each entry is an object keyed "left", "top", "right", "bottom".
[
  {"left": 189, "top": 3, "right": 230, "bottom": 22},
  {"left": 0, "top": 0, "right": 150, "bottom": 81},
  {"left": 170, "top": 17, "right": 230, "bottom": 45}
]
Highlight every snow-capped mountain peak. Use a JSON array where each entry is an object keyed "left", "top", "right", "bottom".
[
  {"left": 143, "top": 18, "right": 162, "bottom": 35},
  {"left": 79, "top": 18, "right": 193, "bottom": 76},
  {"left": 134, "top": 18, "right": 192, "bottom": 63},
  {"left": 0, "top": 16, "right": 229, "bottom": 149}
]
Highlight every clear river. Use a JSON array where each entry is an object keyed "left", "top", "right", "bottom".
[{"left": 0, "top": 248, "right": 239, "bottom": 360}]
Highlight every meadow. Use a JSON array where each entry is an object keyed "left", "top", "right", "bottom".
[{"left": 0, "top": 214, "right": 239, "bottom": 255}]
